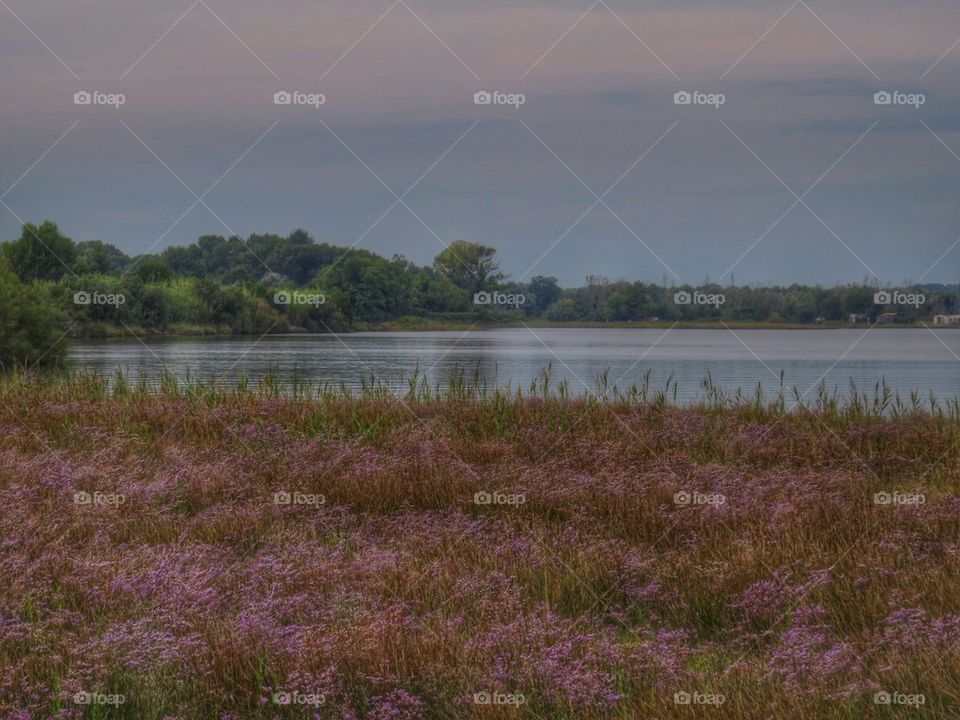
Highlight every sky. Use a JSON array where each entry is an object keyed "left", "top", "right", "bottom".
[{"left": 1, "top": 0, "right": 959, "bottom": 287}]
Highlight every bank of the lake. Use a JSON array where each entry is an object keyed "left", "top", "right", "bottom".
[
  {"left": 70, "top": 317, "right": 953, "bottom": 338},
  {"left": 65, "top": 327, "right": 960, "bottom": 405}
]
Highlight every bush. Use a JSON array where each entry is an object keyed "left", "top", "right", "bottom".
[
  {"left": 0, "top": 262, "right": 67, "bottom": 369},
  {"left": 161, "top": 278, "right": 208, "bottom": 324},
  {"left": 546, "top": 298, "right": 577, "bottom": 322}
]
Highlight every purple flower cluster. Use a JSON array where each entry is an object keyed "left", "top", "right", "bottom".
[{"left": 1, "top": 390, "right": 959, "bottom": 717}]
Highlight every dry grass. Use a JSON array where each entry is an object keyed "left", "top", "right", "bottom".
[{"left": 0, "top": 372, "right": 959, "bottom": 718}]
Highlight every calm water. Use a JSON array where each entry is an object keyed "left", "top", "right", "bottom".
[{"left": 67, "top": 328, "right": 960, "bottom": 403}]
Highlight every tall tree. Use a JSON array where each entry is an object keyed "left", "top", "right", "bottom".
[
  {"left": 529, "top": 275, "right": 561, "bottom": 312},
  {"left": 75, "top": 240, "right": 129, "bottom": 274},
  {"left": 433, "top": 240, "right": 503, "bottom": 297},
  {"left": 318, "top": 252, "right": 412, "bottom": 324},
  {"left": 586, "top": 275, "right": 611, "bottom": 319},
  {"left": 3, "top": 221, "right": 77, "bottom": 282}
]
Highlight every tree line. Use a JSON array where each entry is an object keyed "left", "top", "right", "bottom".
[{"left": 1, "top": 220, "right": 957, "bottom": 367}]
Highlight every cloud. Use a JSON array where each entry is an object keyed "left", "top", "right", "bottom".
[{"left": 1, "top": 0, "right": 958, "bottom": 284}]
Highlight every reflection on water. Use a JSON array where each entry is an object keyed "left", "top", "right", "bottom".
[{"left": 67, "top": 328, "right": 960, "bottom": 403}]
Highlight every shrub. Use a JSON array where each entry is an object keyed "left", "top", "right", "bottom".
[{"left": 0, "top": 261, "right": 67, "bottom": 368}]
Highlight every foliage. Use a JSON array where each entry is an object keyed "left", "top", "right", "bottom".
[
  {"left": 528, "top": 275, "right": 561, "bottom": 312},
  {"left": 546, "top": 297, "right": 576, "bottom": 321},
  {"left": 0, "top": 220, "right": 957, "bottom": 339},
  {"left": 0, "top": 260, "right": 66, "bottom": 368},
  {"left": 317, "top": 250, "right": 412, "bottom": 323},
  {"left": 433, "top": 239, "right": 504, "bottom": 296},
  {"left": 2, "top": 220, "right": 77, "bottom": 282},
  {"left": 75, "top": 239, "right": 130, "bottom": 275}
]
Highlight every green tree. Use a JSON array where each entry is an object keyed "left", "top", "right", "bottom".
[
  {"left": 318, "top": 252, "right": 412, "bottom": 325},
  {"left": 0, "top": 261, "right": 66, "bottom": 368},
  {"left": 529, "top": 275, "right": 561, "bottom": 313},
  {"left": 410, "top": 267, "right": 468, "bottom": 312},
  {"left": 75, "top": 240, "right": 129, "bottom": 274},
  {"left": 433, "top": 240, "right": 503, "bottom": 297},
  {"left": 3, "top": 221, "right": 77, "bottom": 282},
  {"left": 605, "top": 282, "right": 649, "bottom": 321},
  {"left": 585, "top": 275, "right": 611, "bottom": 320},
  {"left": 841, "top": 286, "right": 875, "bottom": 316},
  {"left": 131, "top": 256, "right": 174, "bottom": 283},
  {"left": 546, "top": 298, "right": 577, "bottom": 322}
]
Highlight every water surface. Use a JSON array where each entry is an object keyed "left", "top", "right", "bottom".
[{"left": 67, "top": 328, "right": 960, "bottom": 403}]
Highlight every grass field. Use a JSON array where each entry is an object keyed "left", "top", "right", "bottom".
[{"left": 1, "top": 373, "right": 959, "bottom": 718}]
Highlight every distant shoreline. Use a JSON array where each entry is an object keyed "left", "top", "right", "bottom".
[
  {"left": 68, "top": 318, "right": 958, "bottom": 339},
  {"left": 362, "top": 319, "right": 954, "bottom": 332}
]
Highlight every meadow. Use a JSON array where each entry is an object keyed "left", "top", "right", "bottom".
[{"left": 1, "top": 371, "right": 958, "bottom": 719}]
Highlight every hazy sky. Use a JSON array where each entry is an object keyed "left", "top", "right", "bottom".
[{"left": 2, "top": 0, "right": 959, "bottom": 286}]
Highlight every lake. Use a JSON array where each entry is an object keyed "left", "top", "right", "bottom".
[{"left": 65, "top": 328, "right": 960, "bottom": 404}]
